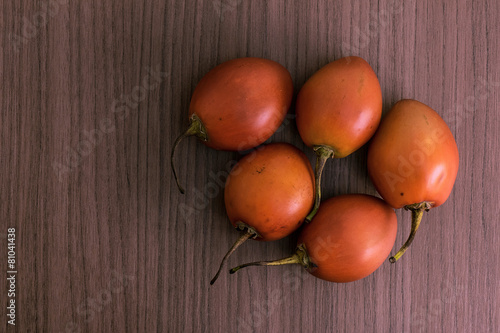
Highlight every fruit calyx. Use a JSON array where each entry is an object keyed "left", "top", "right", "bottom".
[
  {"left": 235, "top": 222, "right": 261, "bottom": 239},
  {"left": 186, "top": 114, "right": 209, "bottom": 142},
  {"left": 294, "top": 243, "right": 316, "bottom": 270}
]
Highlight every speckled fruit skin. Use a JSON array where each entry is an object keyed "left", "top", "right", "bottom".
[
  {"left": 189, "top": 57, "right": 293, "bottom": 151},
  {"left": 224, "top": 143, "right": 315, "bottom": 241}
]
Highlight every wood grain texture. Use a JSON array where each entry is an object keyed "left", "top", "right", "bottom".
[{"left": 1, "top": 0, "right": 499, "bottom": 332}]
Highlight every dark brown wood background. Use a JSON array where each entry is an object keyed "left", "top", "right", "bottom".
[{"left": 1, "top": 0, "right": 499, "bottom": 332}]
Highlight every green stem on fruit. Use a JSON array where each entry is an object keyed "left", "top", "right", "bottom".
[
  {"left": 389, "top": 201, "right": 433, "bottom": 263},
  {"left": 229, "top": 243, "right": 313, "bottom": 274},
  {"left": 171, "top": 114, "right": 208, "bottom": 194},
  {"left": 210, "top": 223, "right": 259, "bottom": 285},
  {"left": 305, "top": 146, "right": 335, "bottom": 222}
]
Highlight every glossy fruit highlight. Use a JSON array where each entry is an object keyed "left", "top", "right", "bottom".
[
  {"left": 210, "top": 143, "right": 314, "bottom": 284},
  {"left": 230, "top": 194, "right": 397, "bottom": 283},
  {"left": 296, "top": 56, "right": 382, "bottom": 221},
  {"left": 171, "top": 57, "right": 293, "bottom": 193},
  {"left": 367, "top": 99, "right": 459, "bottom": 262}
]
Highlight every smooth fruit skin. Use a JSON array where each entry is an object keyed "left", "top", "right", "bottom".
[
  {"left": 295, "top": 56, "right": 382, "bottom": 158},
  {"left": 224, "top": 143, "right": 315, "bottom": 241},
  {"left": 189, "top": 57, "right": 293, "bottom": 151},
  {"left": 367, "top": 99, "right": 459, "bottom": 209},
  {"left": 298, "top": 194, "right": 397, "bottom": 283}
]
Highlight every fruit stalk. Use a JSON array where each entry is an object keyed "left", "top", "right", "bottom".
[
  {"left": 171, "top": 114, "right": 208, "bottom": 193},
  {"left": 305, "top": 146, "right": 335, "bottom": 222},
  {"left": 210, "top": 224, "right": 259, "bottom": 285},
  {"left": 230, "top": 244, "right": 312, "bottom": 274},
  {"left": 389, "top": 202, "right": 432, "bottom": 263}
]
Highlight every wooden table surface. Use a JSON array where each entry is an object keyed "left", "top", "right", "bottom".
[{"left": 1, "top": 0, "right": 499, "bottom": 332}]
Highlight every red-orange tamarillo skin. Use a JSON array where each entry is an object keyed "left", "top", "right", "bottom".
[
  {"left": 230, "top": 194, "right": 397, "bottom": 283},
  {"left": 224, "top": 143, "right": 315, "bottom": 241},
  {"left": 189, "top": 58, "right": 293, "bottom": 150},
  {"left": 367, "top": 99, "right": 459, "bottom": 263},
  {"left": 210, "top": 143, "right": 314, "bottom": 285},
  {"left": 295, "top": 56, "right": 382, "bottom": 221},
  {"left": 172, "top": 57, "right": 293, "bottom": 193}
]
